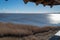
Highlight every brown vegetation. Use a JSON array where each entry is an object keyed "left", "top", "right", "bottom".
[{"left": 0, "top": 22, "right": 60, "bottom": 40}]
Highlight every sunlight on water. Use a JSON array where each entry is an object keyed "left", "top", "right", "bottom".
[{"left": 49, "top": 14, "right": 60, "bottom": 24}]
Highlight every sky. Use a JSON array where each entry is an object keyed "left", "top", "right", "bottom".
[{"left": 0, "top": 0, "right": 60, "bottom": 13}]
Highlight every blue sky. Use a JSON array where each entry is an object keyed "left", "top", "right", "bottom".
[{"left": 0, "top": 0, "right": 60, "bottom": 13}]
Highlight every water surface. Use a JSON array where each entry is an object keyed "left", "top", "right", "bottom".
[{"left": 0, "top": 13, "right": 60, "bottom": 26}]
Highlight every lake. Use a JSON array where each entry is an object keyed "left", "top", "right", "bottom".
[{"left": 0, "top": 13, "right": 60, "bottom": 26}]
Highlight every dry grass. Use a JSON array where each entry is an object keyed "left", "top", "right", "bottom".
[{"left": 0, "top": 22, "right": 60, "bottom": 40}]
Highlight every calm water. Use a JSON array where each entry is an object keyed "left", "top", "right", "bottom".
[{"left": 0, "top": 13, "right": 60, "bottom": 26}]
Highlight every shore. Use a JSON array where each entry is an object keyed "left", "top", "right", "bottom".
[{"left": 0, "top": 22, "right": 60, "bottom": 40}]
